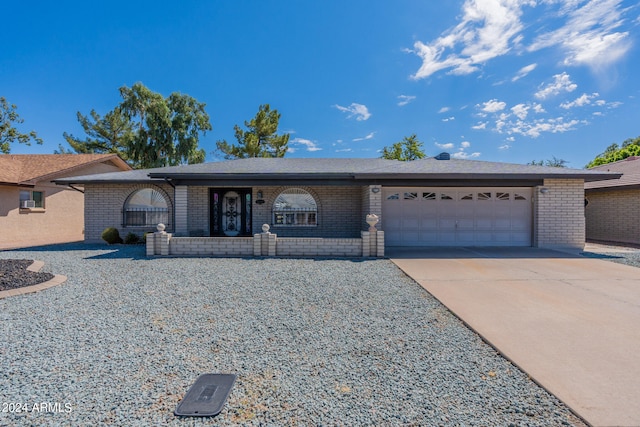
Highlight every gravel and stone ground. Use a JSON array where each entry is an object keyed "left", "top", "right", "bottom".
[
  {"left": 0, "top": 243, "right": 591, "bottom": 426},
  {"left": 0, "top": 259, "right": 54, "bottom": 291},
  {"left": 581, "top": 241, "right": 640, "bottom": 268}
]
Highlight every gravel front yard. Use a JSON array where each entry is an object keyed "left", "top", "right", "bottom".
[{"left": 1, "top": 244, "right": 585, "bottom": 426}]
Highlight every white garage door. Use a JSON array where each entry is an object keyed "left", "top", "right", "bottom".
[{"left": 382, "top": 187, "right": 532, "bottom": 247}]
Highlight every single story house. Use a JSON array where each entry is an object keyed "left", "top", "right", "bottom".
[
  {"left": 0, "top": 154, "right": 131, "bottom": 249},
  {"left": 585, "top": 156, "right": 640, "bottom": 246},
  {"left": 55, "top": 155, "right": 619, "bottom": 257}
]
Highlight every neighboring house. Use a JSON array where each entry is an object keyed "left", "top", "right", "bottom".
[
  {"left": 0, "top": 154, "right": 131, "bottom": 249},
  {"left": 585, "top": 156, "right": 640, "bottom": 246},
  {"left": 55, "top": 155, "right": 619, "bottom": 257}
]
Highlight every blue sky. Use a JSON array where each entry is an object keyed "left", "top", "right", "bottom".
[{"left": 2, "top": 0, "right": 639, "bottom": 168}]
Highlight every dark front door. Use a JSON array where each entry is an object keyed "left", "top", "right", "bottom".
[{"left": 209, "top": 188, "right": 252, "bottom": 236}]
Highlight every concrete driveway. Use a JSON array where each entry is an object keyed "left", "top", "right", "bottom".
[{"left": 389, "top": 247, "right": 640, "bottom": 427}]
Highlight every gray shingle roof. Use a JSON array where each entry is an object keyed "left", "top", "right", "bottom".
[
  {"left": 55, "top": 156, "right": 620, "bottom": 184},
  {"left": 585, "top": 156, "right": 640, "bottom": 190}
]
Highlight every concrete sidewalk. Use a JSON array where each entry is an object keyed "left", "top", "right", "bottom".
[{"left": 389, "top": 247, "right": 640, "bottom": 427}]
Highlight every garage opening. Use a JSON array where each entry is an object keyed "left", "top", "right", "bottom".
[{"left": 382, "top": 187, "right": 532, "bottom": 247}]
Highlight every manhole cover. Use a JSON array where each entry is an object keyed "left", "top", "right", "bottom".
[{"left": 174, "top": 373, "right": 236, "bottom": 417}]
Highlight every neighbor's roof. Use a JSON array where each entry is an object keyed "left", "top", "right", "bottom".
[
  {"left": 0, "top": 154, "right": 131, "bottom": 186},
  {"left": 55, "top": 156, "right": 621, "bottom": 185},
  {"left": 585, "top": 156, "right": 640, "bottom": 190}
]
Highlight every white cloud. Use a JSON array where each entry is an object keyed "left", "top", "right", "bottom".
[
  {"left": 512, "top": 63, "right": 537, "bottom": 81},
  {"left": 290, "top": 137, "right": 322, "bottom": 152},
  {"left": 499, "top": 144, "right": 511, "bottom": 150},
  {"left": 335, "top": 148, "right": 353, "bottom": 152},
  {"left": 442, "top": 116, "right": 456, "bottom": 122},
  {"left": 509, "top": 117, "right": 584, "bottom": 138},
  {"left": 408, "top": 1, "right": 633, "bottom": 80},
  {"left": 472, "top": 122, "right": 488, "bottom": 130},
  {"left": 560, "top": 92, "right": 600, "bottom": 109},
  {"left": 334, "top": 103, "right": 371, "bottom": 121},
  {"left": 528, "top": 0, "right": 632, "bottom": 71},
  {"left": 397, "top": 95, "right": 416, "bottom": 106},
  {"left": 480, "top": 99, "right": 507, "bottom": 113},
  {"left": 511, "top": 103, "right": 530, "bottom": 120},
  {"left": 533, "top": 103, "right": 546, "bottom": 114},
  {"left": 453, "top": 151, "right": 481, "bottom": 159},
  {"left": 534, "top": 72, "right": 577, "bottom": 99},
  {"left": 436, "top": 140, "right": 479, "bottom": 158},
  {"left": 352, "top": 132, "right": 376, "bottom": 142},
  {"left": 409, "top": 0, "right": 530, "bottom": 79},
  {"left": 435, "top": 142, "right": 455, "bottom": 149},
  {"left": 438, "top": 106, "right": 451, "bottom": 113}
]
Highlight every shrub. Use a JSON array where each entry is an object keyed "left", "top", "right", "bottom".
[
  {"left": 142, "top": 231, "right": 153, "bottom": 243},
  {"left": 101, "top": 227, "right": 123, "bottom": 244},
  {"left": 124, "top": 232, "right": 140, "bottom": 244}
]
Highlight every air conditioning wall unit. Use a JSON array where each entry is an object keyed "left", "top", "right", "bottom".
[{"left": 21, "top": 200, "right": 36, "bottom": 208}]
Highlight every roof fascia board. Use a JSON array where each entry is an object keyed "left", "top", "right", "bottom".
[
  {"left": 355, "top": 172, "right": 621, "bottom": 182},
  {"left": 585, "top": 184, "right": 640, "bottom": 192},
  {"left": 359, "top": 179, "right": 544, "bottom": 187},
  {"left": 170, "top": 178, "right": 359, "bottom": 186},
  {"left": 53, "top": 178, "right": 162, "bottom": 185},
  {"left": 28, "top": 155, "right": 131, "bottom": 183}
]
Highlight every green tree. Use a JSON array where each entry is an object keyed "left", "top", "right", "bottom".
[
  {"left": 380, "top": 134, "right": 426, "bottom": 161},
  {"left": 586, "top": 136, "right": 640, "bottom": 168},
  {"left": 0, "top": 97, "right": 43, "bottom": 153},
  {"left": 216, "top": 104, "right": 289, "bottom": 159},
  {"left": 62, "top": 83, "right": 211, "bottom": 168},
  {"left": 60, "top": 108, "right": 133, "bottom": 161},
  {"left": 527, "top": 156, "right": 568, "bottom": 167}
]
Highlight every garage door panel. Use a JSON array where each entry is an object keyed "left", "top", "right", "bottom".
[
  {"left": 512, "top": 218, "right": 529, "bottom": 230},
  {"left": 439, "top": 219, "right": 456, "bottom": 229},
  {"left": 457, "top": 231, "right": 475, "bottom": 244},
  {"left": 475, "top": 231, "right": 494, "bottom": 243},
  {"left": 476, "top": 219, "right": 493, "bottom": 229},
  {"left": 419, "top": 231, "right": 439, "bottom": 242},
  {"left": 383, "top": 187, "right": 532, "bottom": 247},
  {"left": 457, "top": 219, "right": 475, "bottom": 229}
]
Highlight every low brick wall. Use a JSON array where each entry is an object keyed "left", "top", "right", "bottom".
[
  {"left": 276, "top": 237, "right": 362, "bottom": 257},
  {"left": 147, "top": 230, "right": 384, "bottom": 258},
  {"left": 169, "top": 237, "right": 254, "bottom": 256}
]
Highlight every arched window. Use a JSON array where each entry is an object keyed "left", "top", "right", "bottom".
[
  {"left": 124, "top": 188, "right": 169, "bottom": 227},
  {"left": 272, "top": 188, "right": 317, "bottom": 226}
]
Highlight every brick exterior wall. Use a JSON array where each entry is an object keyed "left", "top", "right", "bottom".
[
  {"left": 181, "top": 185, "right": 367, "bottom": 238},
  {"left": 174, "top": 186, "right": 188, "bottom": 235},
  {"left": 146, "top": 231, "right": 384, "bottom": 258},
  {"left": 84, "top": 183, "right": 174, "bottom": 243},
  {"left": 275, "top": 237, "right": 362, "bottom": 257},
  {"left": 187, "top": 186, "right": 209, "bottom": 236},
  {"left": 169, "top": 237, "right": 253, "bottom": 256},
  {"left": 534, "top": 179, "right": 585, "bottom": 250},
  {"left": 361, "top": 185, "right": 382, "bottom": 231},
  {"left": 258, "top": 186, "right": 363, "bottom": 237},
  {"left": 585, "top": 189, "right": 640, "bottom": 245}
]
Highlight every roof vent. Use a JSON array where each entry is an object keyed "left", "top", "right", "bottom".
[{"left": 434, "top": 152, "right": 450, "bottom": 160}]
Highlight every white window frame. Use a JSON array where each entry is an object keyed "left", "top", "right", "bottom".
[
  {"left": 124, "top": 188, "right": 169, "bottom": 228},
  {"left": 19, "top": 190, "right": 45, "bottom": 209},
  {"left": 272, "top": 188, "right": 318, "bottom": 227}
]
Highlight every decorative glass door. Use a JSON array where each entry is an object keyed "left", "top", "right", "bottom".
[{"left": 209, "top": 188, "right": 252, "bottom": 236}]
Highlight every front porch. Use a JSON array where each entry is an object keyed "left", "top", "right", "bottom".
[{"left": 146, "top": 226, "right": 385, "bottom": 258}]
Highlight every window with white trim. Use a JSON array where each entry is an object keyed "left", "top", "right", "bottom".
[
  {"left": 272, "top": 188, "right": 318, "bottom": 226},
  {"left": 124, "top": 188, "right": 169, "bottom": 227},
  {"left": 20, "top": 190, "right": 44, "bottom": 208}
]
